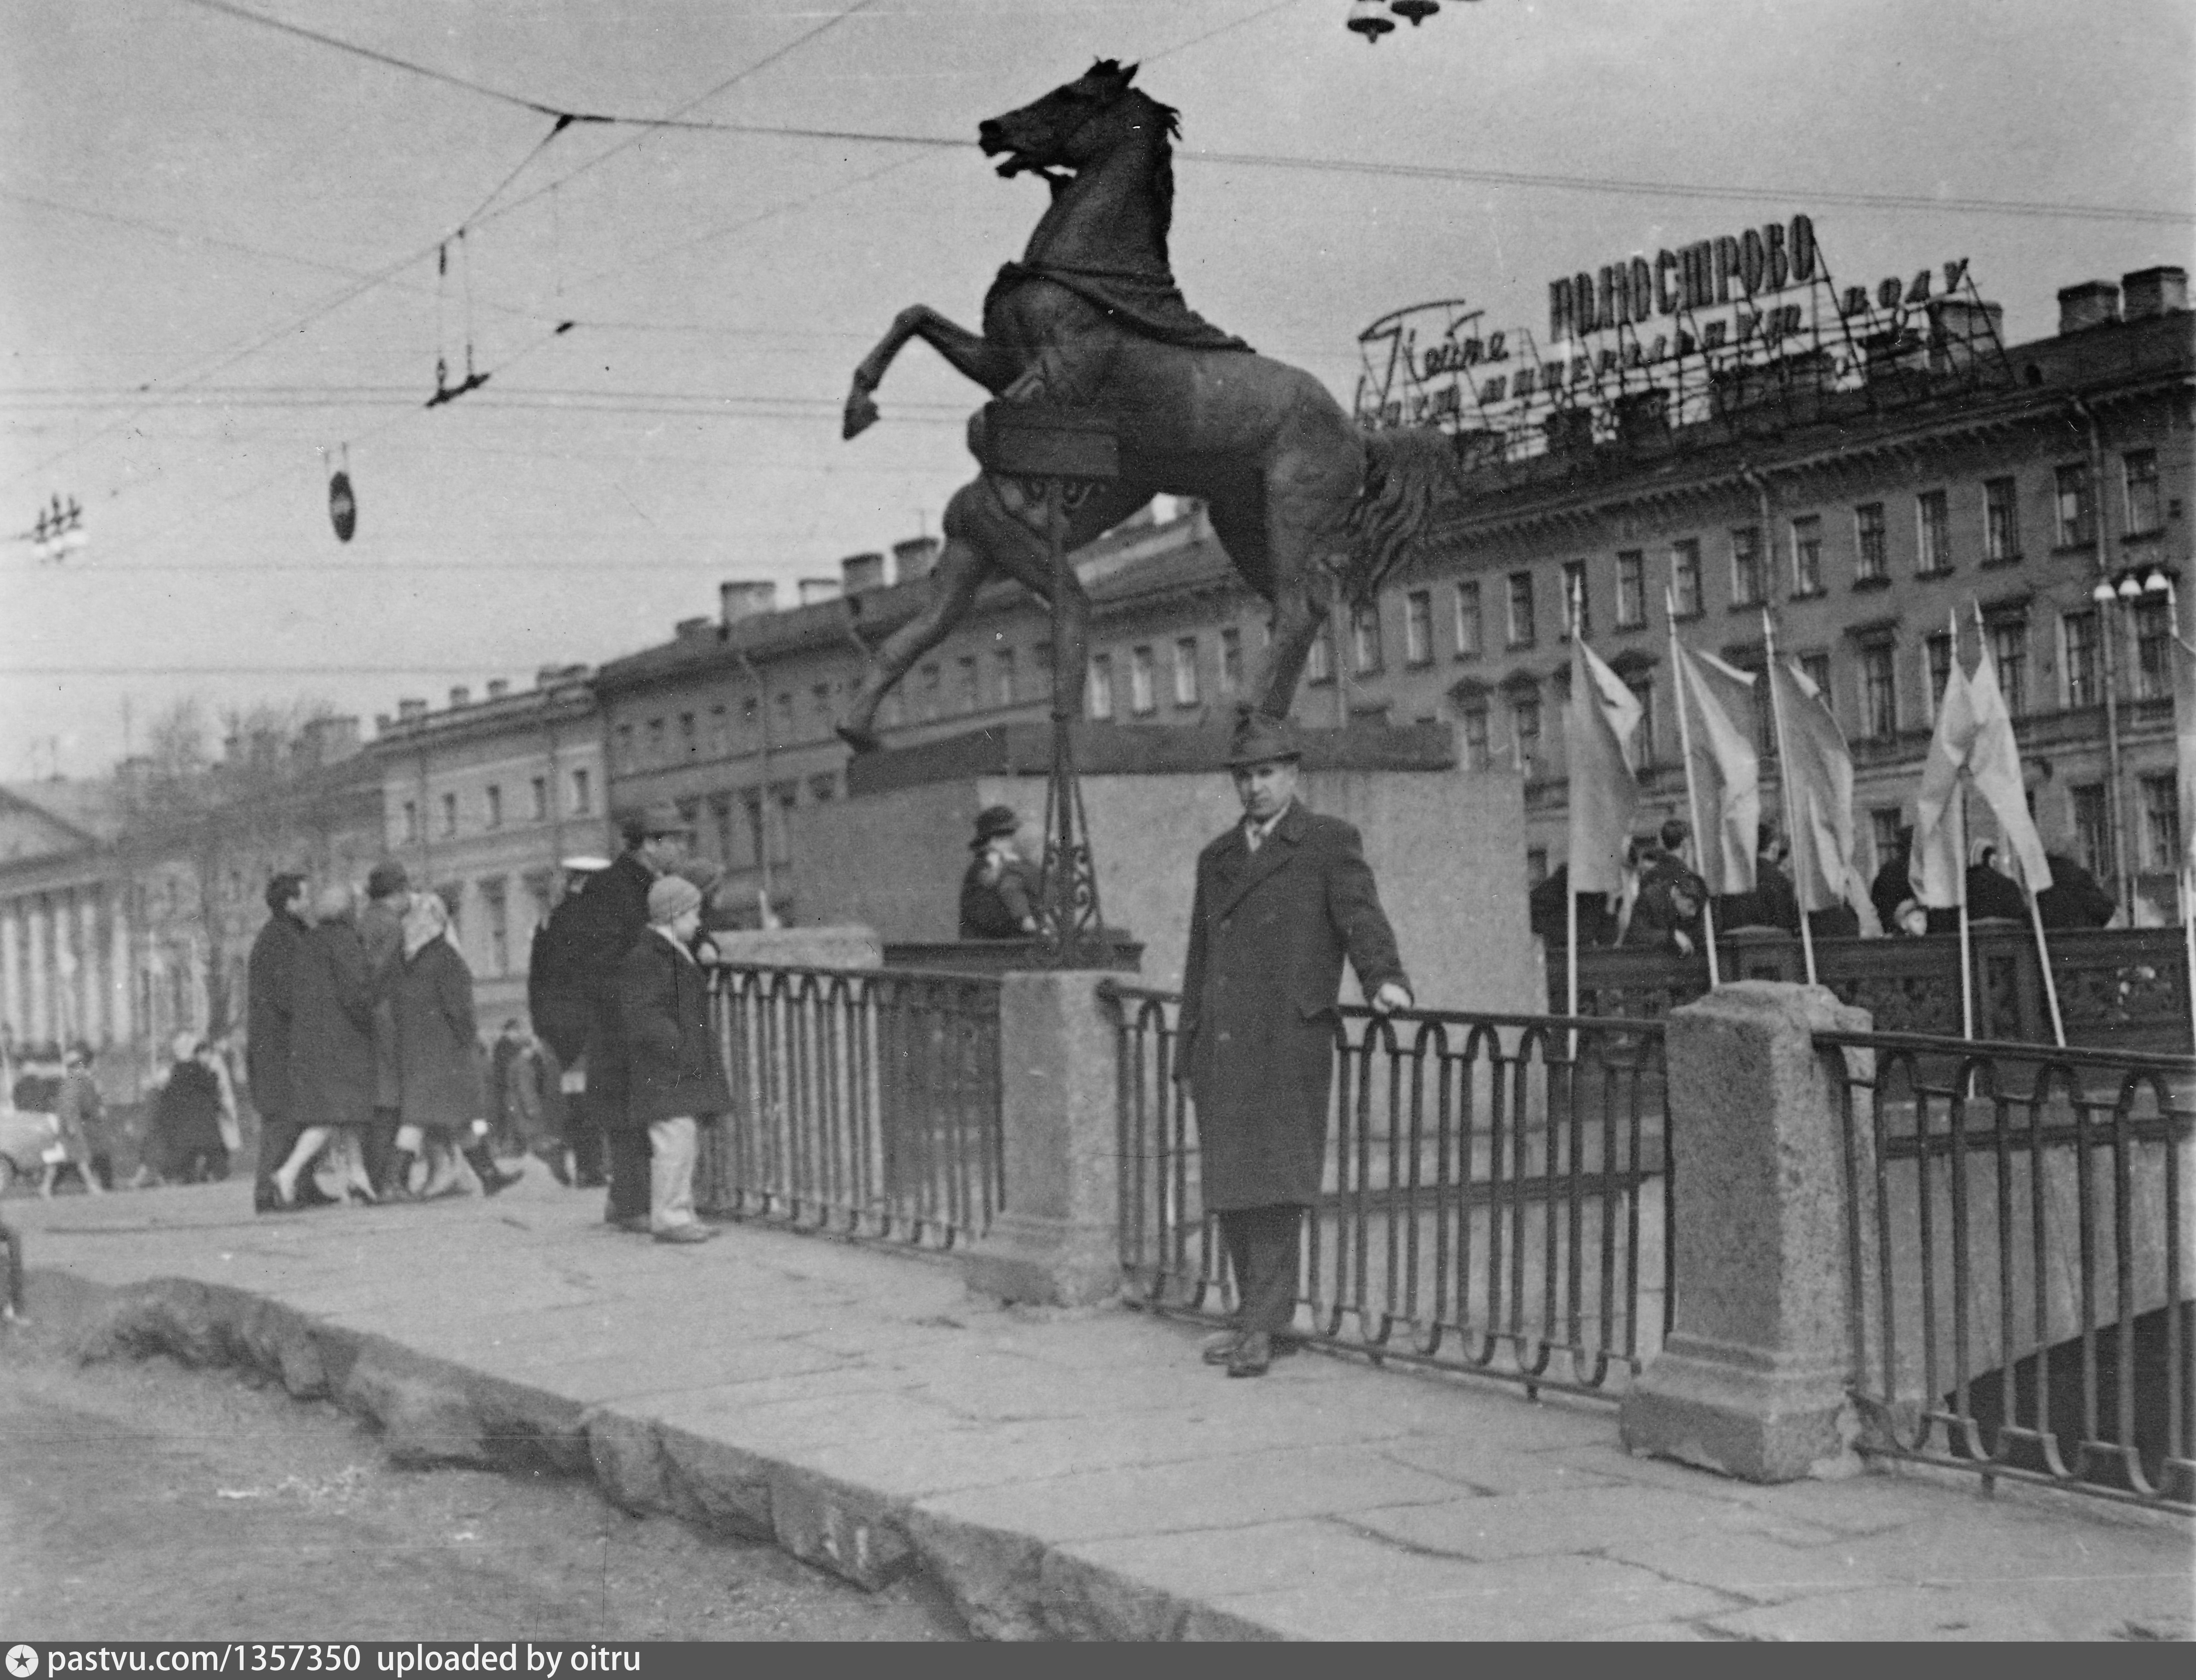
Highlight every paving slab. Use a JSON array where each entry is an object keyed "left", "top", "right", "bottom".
[
  {"left": 7, "top": 1178, "right": 2188, "bottom": 1642},
  {"left": 1347, "top": 1482, "right": 1840, "bottom": 1562}
]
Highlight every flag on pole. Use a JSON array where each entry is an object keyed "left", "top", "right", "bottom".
[
  {"left": 1672, "top": 640, "right": 1760, "bottom": 896},
  {"left": 1966, "top": 628, "right": 2053, "bottom": 894},
  {"left": 1911, "top": 613, "right": 1975, "bottom": 910},
  {"left": 1566, "top": 634, "right": 1642, "bottom": 895},
  {"left": 1768, "top": 654, "right": 1877, "bottom": 926}
]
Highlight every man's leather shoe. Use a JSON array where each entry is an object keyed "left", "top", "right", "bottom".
[
  {"left": 614, "top": 1215, "right": 652, "bottom": 1234},
  {"left": 298, "top": 1180, "right": 341, "bottom": 1209},
  {"left": 653, "top": 1223, "right": 713, "bottom": 1245},
  {"left": 1226, "top": 1331, "right": 1273, "bottom": 1377},
  {"left": 1200, "top": 1330, "right": 1243, "bottom": 1366}
]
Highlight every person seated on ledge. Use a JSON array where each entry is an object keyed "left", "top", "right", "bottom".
[{"left": 959, "top": 804, "right": 1039, "bottom": 939}]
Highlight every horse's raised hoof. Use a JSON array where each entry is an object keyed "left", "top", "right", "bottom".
[
  {"left": 842, "top": 391, "right": 880, "bottom": 440},
  {"left": 835, "top": 723, "right": 884, "bottom": 755}
]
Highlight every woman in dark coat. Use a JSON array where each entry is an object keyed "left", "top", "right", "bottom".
[
  {"left": 150, "top": 1032, "right": 228, "bottom": 1183},
  {"left": 273, "top": 883, "right": 375, "bottom": 1205},
  {"left": 388, "top": 893, "right": 515, "bottom": 1198},
  {"left": 616, "top": 875, "right": 731, "bottom": 1242}
]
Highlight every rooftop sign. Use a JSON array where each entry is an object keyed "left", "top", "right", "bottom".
[{"left": 1355, "top": 216, "right": 1991, "bottom": 454}]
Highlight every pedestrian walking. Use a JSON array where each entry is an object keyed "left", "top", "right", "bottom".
[
  {"left": 572, "top": 807, "right": 694, "bottom": 1231},
  {"left": 358, "top": 860, "right": 412, "bottom": 1197},
  {"left": 246, "top": 873, "right": 336, "bottom": 1214},
  {"left": 146, "top": 1032, "right": 228, "bottom": 1184},
  {"left": 41, "top": 1044, "right": 108, "bottom": 1196},
  {"left": 1175, "top": 714, "right": 1412, "bottom": 1377},
  {"left": 617, "top": 874, "right": 730, "bottom": 1244},
  {"left": 958, "top": 805, "right": 1039, "bottom": 938},
  {"left": 388, "top": 892, "right": 517, "bottom": 1199},
  {"left": 272, "top": 882, "right": 377, "bottom": 1208},
  {"left": 526, "top": 854, "right": 613, "bottom": 1189}
]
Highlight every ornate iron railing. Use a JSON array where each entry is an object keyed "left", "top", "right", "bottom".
[
  {"left": 1553, "top": 926, "right": 2192, "bottom": 1054},
  {"left": 700, "top": 963, "right": 1004, "bottom": 1248},
  {"left": 1819, "top": 1028, "right": 2194, "bottom": 1512},
  {"left": 1102, "top": 983, "right": 1672, "bottom": 1400}
]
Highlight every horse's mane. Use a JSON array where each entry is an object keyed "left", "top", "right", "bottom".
[
  {"left": 1126, "top": 89, "right": 1181, "bottom": 261},
  {"left": 1341, "top": 428, "right": 1465, "bottom": 607}
]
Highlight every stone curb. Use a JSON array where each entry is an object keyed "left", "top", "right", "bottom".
[{"left": 47, "top": 1270, "right": 1283, "bottom": 1642}]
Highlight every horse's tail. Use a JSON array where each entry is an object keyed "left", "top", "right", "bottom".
[{"left": 1341, "top": 425, "right": 1464, "bottom": 608}]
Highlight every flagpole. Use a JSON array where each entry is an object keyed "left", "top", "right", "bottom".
[
  {"left": 1761, "top": 612, "right": 1817, "bottom": 986},
  {"left": 1954, "top": 779, "right": 1975, "bottom": 1042},
  {"left": 2024, "top": 881, "right": 2067, "bottom": 1047},
  {"left": 1566, "top": 572, "right": 1583, "bottom": 1057},
  {"left": 1669, "top": 591, "right": 1720, "bottom": 988}
]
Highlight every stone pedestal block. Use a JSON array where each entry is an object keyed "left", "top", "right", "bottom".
[
  {"left": 788, "top": 725, "right": 1534, "bottom": 1014},
  {"left": 1619, "top": 982, "right": 1871, "bottom": 1483},
  {"left": 959, "top": 970, "right": 1122, "bottom": 1307}
]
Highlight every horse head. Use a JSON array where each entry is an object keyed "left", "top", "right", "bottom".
[{"left": 978, "top": 59, "right": 1177, "bottom": 182}]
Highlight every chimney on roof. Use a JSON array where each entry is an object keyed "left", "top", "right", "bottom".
[
  {"left": 1927, "top": 295, "right": 2003, "bottom": 376},
  {"left": 2121, "top": 266, "right": 2188, "bottom": 321},
  {"left": 535, "top": 662, "right": 588, "bottom": 688},
  {"left": 2058, "top": 280, "right": 2121, "bottom": 335},
  {"left": 797, "top": 577, "right": 841, "bottom": 607},
  {"left": 1543, "top": 406, "right": 1596, "bottom": 458},
  {"left": 449, "top": 686, "right": 470, "bottom": 709},
  {"left": 398, "top": 697, "right": 427, "bottom": 722},
  {"left": 892, "top": 535, "right": 940, "bottom": 582},
  {"left": 297, "top": 715, "right": 360, "bottom": 764},
  {"left": 675, "top": 615, "right": 712, "bottom": 640},
  {"left": 375, "top": 713, "right": 392, "bottom": 735},
  {"left": 485, "top": 679, "right": 509, "bottom": 700},
  {"left": 841, "top": 551, "right": 886, "bottom": 594},
  {"left": 719, "top": 580, "right": 777, "bottom": 625}
]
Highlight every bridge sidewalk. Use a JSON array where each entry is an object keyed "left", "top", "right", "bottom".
[{"left": 4, "top": 1178, "right": 2187, "bottom": 1642}]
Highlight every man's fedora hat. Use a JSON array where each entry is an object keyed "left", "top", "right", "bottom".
[
  {"left": 1223, "top": 712, "right": 1302, "bottom": 769},
  {"left": 970, "top": 804, "right": 1020, "bottom": 849}
]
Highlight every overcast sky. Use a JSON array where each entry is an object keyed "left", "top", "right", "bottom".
[{"left": 2, "top": 0, "right": 2188, "bottom": 780}]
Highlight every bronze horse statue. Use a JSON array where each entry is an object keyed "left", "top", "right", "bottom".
[{"left": 837, "top": 59, "right": 1459, "bottom": 752}]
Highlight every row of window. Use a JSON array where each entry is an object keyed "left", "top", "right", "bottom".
[
  {"left": 1087, "top": 629, "right": 1248, "bottom": 719},
  {"left": 399, "top": 766, "right": 593, "bottom": 847},
  {"left": 1351, "top": 454, "right": 2170, "bottom": 671}
]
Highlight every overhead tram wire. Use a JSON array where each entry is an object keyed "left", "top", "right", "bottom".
[
  {"left": 150, "top": 0, "right": 2196, "bottom": 231},
  {"left": 3, "top": 0, "right": 882, "bottom": 497}
]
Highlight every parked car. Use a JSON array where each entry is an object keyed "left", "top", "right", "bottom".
[{"left": 0, "top": 1103, "right": 61, "bottom": 1195}]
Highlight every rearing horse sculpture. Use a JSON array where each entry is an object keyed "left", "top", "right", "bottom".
[{"left": 837, "top": 59, "right": 1459, "bottom": 752}]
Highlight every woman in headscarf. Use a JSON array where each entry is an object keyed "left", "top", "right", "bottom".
[
  {"left": 273, "top": 882, "right": 377, "bottom": 1206},
  {"left": 389, "top": 892, "right": 519, "bottom": 1198},
  {"left": 149, "top": 1032, "right": 228, "bottom": 1184}
]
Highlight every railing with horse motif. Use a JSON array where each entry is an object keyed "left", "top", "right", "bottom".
[
  {"left": 1552, "top": 926, "right": 2192, "bottom": 1054},
  {"left": 699, "top": 963, "right": 1004, "bottom": 1248},
  {"left": 1102, "top": 982, "right": 1672, "bottom": 1400},
  {"left": 1818, "top": 1027, "right": 2194, "bottom": 1512}
]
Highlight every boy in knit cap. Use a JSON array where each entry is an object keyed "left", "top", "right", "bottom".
[{"left": 616, "top": 873, "right": 732, "bottom": 1242}]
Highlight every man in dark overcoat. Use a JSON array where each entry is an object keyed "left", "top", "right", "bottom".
[
  {"left": 566, "top": 805, "right": 694, "bottom": 1230},
  {"left": 358, "top": 860, "right": 411, "bottom": 1197},
  {"left": 1176, "top": 714, "right": 1413, "bottom": 1377},
  {"left": 247, "top": 872, "right": 332, "bottom": 1214},
  {"left": 527, "top": 855, "right": 611, "bottom": 1186}
]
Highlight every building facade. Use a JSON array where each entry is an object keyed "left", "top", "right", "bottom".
[
  {"left": 367, "top": 666, "right": 609, "bottom": 1028},
  {"left": 0, "top": 720, "right": 384, "bottom": 1098}
]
